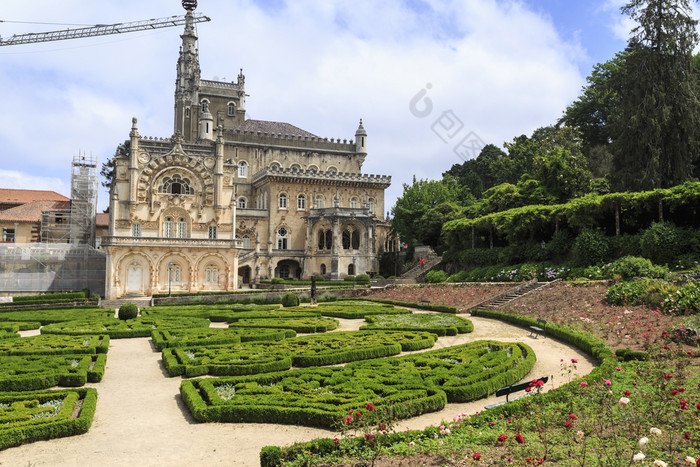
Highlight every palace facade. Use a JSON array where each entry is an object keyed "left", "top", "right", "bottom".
[{"left": 102, "top": 10, "right": 391, "bottom": 299}]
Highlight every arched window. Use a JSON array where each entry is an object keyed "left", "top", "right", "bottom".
[
  {"left": 238, "top": 197, "right": 247, "bottom": 209},
  {"left": 368, "top": 198, "right": 376, "bottom": 213},
  {"left": 242, "top": 236, "right": 251, "bottom": 249},
  {"left": 327, "top": 166, "right": 338, "bottom": 174},
  {"left": 325, "top": 229, "right": 332, "bottom": 250},
  {"left": 342, "top": 230, "right": 351, "bottom": 250},
  {"left": 160, "top": 174, "right": 194, "bottom": 195},
  {"left": 238, "top": 161, "right": 247, "bottom": 178},
  {"left": 308, "top": 165, "right": 318, "bottom": 174},
  {"left": 277, "top": 227, "right": 288, "bottom": 250},
  {"left": 279, "top": 193, "right": 287, "bottom": 209},
  {"left": 169, "top": 263, "right": 181, "bottom": 283},
  {"left": 290, "top": 164, "right": 301, "bottom": 173},
  {"left": 348, "top": 264, "right": 355, "bottom": 275},
  {"left": 315, "top": 195, "right": 324, "bottom": 209},
  {"left": 350, "top": 197, "right": 358, "bottom": 209},
  {"left": 178, "top": 218, "right": 187, "bottom": 238},
  {"left": 164, "top": 217, "right": 174, "bottom": 238},
  {"left": 227, "top": 102, "right": 236, "bottom": 116},
  {"left": 318, "top": 230, "right": 325, "bottom": 250},
  {"left": 320, "top": 264, "right": 326, "bottom": 275},
  {"left": 352, "top": 230, "right": 360, "bottom": 249},
  {"left": 201, "top": 100, "right": 209, "bottom": 113},
  {"left": 206, "top": 265, "right": 218, "bottom": 283},
  {"left": 297, "top": 194, "right": 306, "bottom": 210},
  {"left": 270, "top": 162, "right": 280, "bottom": 171}
]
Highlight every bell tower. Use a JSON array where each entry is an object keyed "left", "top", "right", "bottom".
[{"left": 174, "top": 0, "right": 201, "bottom": 142}]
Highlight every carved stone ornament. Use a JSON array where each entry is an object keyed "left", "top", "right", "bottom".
[
  {"left": 138, "top": 152, "right": 151, "bottom": 165},
  {"left": 204, "top": 157, "right": 215, "bottom": 169}
]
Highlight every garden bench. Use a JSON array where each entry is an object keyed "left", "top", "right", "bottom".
[
  {"left": 529, "top": 318, "right": 547, "bottom": 338},
  {"left": 420, "top": 300, "right": 431, "bottom": 305},
  {"left": 485, "top": 376, "right": 549, "bottom": 409}
]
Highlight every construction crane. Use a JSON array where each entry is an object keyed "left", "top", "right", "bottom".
[{"left": 0, "top": 1, "right": 208, "bottom": 47}]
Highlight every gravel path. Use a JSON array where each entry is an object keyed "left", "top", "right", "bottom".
[{"left": 0, "top": 316, "right": 594, "bottom": 466}]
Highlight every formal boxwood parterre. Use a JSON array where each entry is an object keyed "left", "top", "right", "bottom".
[
  {"left": 152, "top": 327, "right": 296, "bottom": 351},
  {"left": 0, "top": 354, "right": 107, "bottom": 391},
  {"left": 40, "top": 316, "right": 210, "bottom": 338},
  {"left": 311, "top": 304, "right": 411, "bottom": 319},
  {"left": 0, "top": 330, "right": 19, "bottom": 340},
  {"left": 0, "top": 335, "right": 109, "bottom": 356},
  {"left": 227, "top": 317, "right": 338, "bottom": 333},
  {"left": 142, "top": 307, "right": 319, "bottom": 323},
  {"left": 0, "top": 308, "right": 113, "bottom": 325},
  {"left": 180, "top": 340, "right": 535, "bottom": 428},
  {"left": 339, "top": 297, "right": 459, "bottom": 314},
  {"left": 360, "top": 313, "right": 474, "bottom": 336},
  {"left": 0, "top": 322, "right": 41, "bottom": 332},
  {"left": 162, "top": 331, "right": 437, "bottom": 377},
  {"left": 0, "top": 387, "right": 98, "bottom": 450}
]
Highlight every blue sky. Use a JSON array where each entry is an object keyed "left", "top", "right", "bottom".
[{"left": 0, "top": 0, "right": 667, "bottom": 212}]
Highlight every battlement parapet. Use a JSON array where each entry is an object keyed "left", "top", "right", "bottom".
[
  {"left": 225, "top": 128, "right": 355, "bottom": 152},
  {"left": 252, "top": 167, "right": 391, "bottom": 187}
]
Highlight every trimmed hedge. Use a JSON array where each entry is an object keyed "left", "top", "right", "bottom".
[
  {"left": 227, "top": 317, "right": 338, "bottom": 333},
  {"left": 340, "top": 297, "right": 458, "bottom": 314},
  {"left": 0, "top": 387, "right": 98, "bottom": 450},
  {"left": 180, "top": 340, "right": 534, "bottom": 428},
  {"left": 142, "top": 307, "right": 319, "bottom": 323},
  {"left": 161, "top": 331, "right": 436, "bottom": 377},
  {"left": 0, "top": 335, "right": 109, "bottom": 356},
  {"left": 312, "top": 304, "right": 410, "bottom": 319},
  {"left": 361, "top": 314, "right": 474, "bottom": 336},
  {"left": 0, "top": 354, "right": 106, "bottom": 391},
  {"left": 470, "top": 309, "right": 612, "bottom": 363},
  {"left": 12, "top": 291, "right": 89, "bottom": 303},
  {"left": 0, "top": 308, "right": 113, "bottom": 325},
  {"left": 41, "top": 316, "right": 210, "bottom": 338},
  {"left": 152, "top": 327, "right": 295, "bottom": 351}
]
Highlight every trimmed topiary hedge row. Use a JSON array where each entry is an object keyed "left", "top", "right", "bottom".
[
  {"left": 161, "top": 331, "right": 436, "bottom": 377},
  {"left": 0, "top": 322, "right": 41, "bottom": 332},
  {"left": 0, "top": 308, "right": 113, "bottom": 326},
  {"left": 152, "top": 327, "right": 296, "bottom": 351},
  {"left": 0, "top": 335, "right": 109, "bottom": 356},
  {"left": 312, "top": 304, "right": 411, "bottom": 319},
  {"left": 470, "top": 309, "right": 612, "bottom": 363},
  {"left": 142, "top": 307, "right": 319, "bottom": 323},
  {"left": 0, "top": 330, "right": 19, "bottom": 340},
  {"left": 41, "top": 316, "right": 210, "bottom": 338},
  {"left": 180, "top": 340, "right": 534, "bottom": 428},
  {"left": 361, "top": 314, "right": 474, "bottom": 336},
  {"left": 340, "top": 297, "right": 459, "bottom": 314},
  {"left": 0, "top": 387, "right": 98, "bottom": 450},
  {"left": 0, "top": 354, "right": 107, "bottom": 391},
  {"left": 227, "top": 317, "right": 338, "bottom": 333}
]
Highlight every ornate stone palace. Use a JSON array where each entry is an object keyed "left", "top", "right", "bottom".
[{"left": 102, "top": 9, "right": 392, "bottom": 299}]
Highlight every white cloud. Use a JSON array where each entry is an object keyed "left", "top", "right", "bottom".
[
  {"left": 0, "top": 0, "right": 588, "bottom": 212},
  {"left": 0, "top": 169, "right": 69, "bottom": 197}
]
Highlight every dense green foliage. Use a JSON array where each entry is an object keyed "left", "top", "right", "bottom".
[
  {"left": 0, "top": 308, "right": 113, "bottom": 326},
  {"left": 0, "top": 354, "right": 106, "bottom": 391},
  {"left": 0, "top": 388, "right": 97, "bottom": 450},
  {"left": 118, "top": 303, "right": 138, "bottom": 320},
  {"left": 227, "top": 317, "right": 339, "bottom": 333},
  {"left": 0, "top": 335, "right": 109, "bottom": 356},
  {"left": 313, "top": 303, "right": 410, "bottom": 319},
  {"left": 361, "top": 314, "right": 473, "bottom": 336},
  {"left": 281, "top": 293, "right": 300, "bottom": 308},
  {"left": 41, "top": 316, "right": 210, "bottom": 338},
  {"left": 152, "top": 327, "right": 295, "bottom": 351},
  {"left": 181, "top": 340, "right": 535, "bottom": 428}
]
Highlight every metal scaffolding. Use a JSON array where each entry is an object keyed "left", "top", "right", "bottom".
[{"left": 69, "top": 154, "right": 98, "bottom": 246}]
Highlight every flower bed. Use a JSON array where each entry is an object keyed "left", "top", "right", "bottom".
[
  {"left": 41, "top": 316, "right": 210, "bottom": 338},
  {"left": 152, "top": 327, "right": 296, "bottom": 351},
  {"left": 0, "top": 335, "right": 109, "bottom": 356},
  {"left": 181, "top": 340, "right": 535, "bottom": 428},
  {"left": 162, "top": 330, "right": 436, "bottom": 377},
  {"left": 0, "top": 354, "right": 106, "bottom": 391},
  {"left": 361, "top": 314, "right": 474, "bottom": 336},
  {"left": 0, "top": 387, "right": 97, "bottom": 450},
  {"left": 0, "top": 308, "right": 113, "bottom": 326},
  {"left": 227, "top": 317, "right": 338, "bottom": 333}
]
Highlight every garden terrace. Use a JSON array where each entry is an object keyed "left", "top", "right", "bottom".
[
  {"left": 180, "top": 340, "right": 535, "bottom": 429},
  {"left": 162, "top": 330, "right": 436, "bottom": 377},
  {"left": 361, "top": 314, "right": 474, "bottom": 336},
  {"left": 0, "top": 335, "right": 109, "bottom": 356},
  {"left": 0, "top": 308, "right": 113, "bottom": 326},
  {"left": 40, "top": 316, "right": 210, "bottom": 338},
  {"left": 0, "top": 354, "right": 106, "bottom": 391},
  {"left": 0, "top": 388, "right": 97, "bottom": 450},
  {"left": 227, "top": 317, "right": 339, "bottom": 333},
  {"left": 152, "top": 327, "right": 296, "bottom": 351}
]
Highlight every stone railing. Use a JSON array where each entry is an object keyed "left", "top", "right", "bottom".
[
  {"left": 101, "top": 236, "right": 242, "bottom": 249},
  {"left": 252, "top": 168, "right": 391, "bottom": 186}
]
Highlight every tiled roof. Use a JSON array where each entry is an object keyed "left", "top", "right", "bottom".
[
  {"left": 0, "top": 200, "right": 70, "bottom": 223},
  {"left": 95, "top": 213, "right": 109, "bottom": 227},
  {"left": 232, "top": 119, "right": 317, "bottom": 138},
  {"left": 0, "top": 188, "right": 69, "bottom": 205}
]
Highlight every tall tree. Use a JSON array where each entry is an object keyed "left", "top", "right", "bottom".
[{"left": 613, "top": 0, "right": 700, "bottom": 190}]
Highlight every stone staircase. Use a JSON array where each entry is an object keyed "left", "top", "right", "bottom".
[
  {"left": 401, "top": 255, "right": 442, "bottom": 281},
  {"left": 467, "top": 278, "right": 560, "bottom": 312},
  {"left": 99, "top": 293, "right": 153, "bottom": 310}
]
